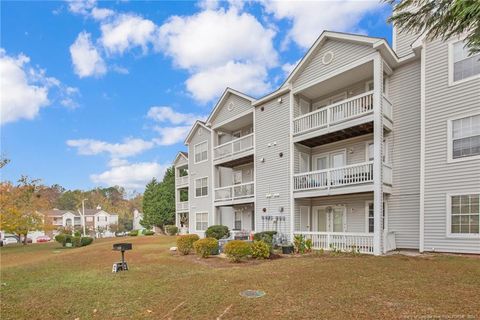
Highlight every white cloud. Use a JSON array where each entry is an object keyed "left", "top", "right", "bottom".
[
  {"left": 147, "top": 106, "right": 205, "bottom": 125},
  {"left": 153, "top": 126, "right": 191, "bottom": 146},
  {"left": 70, "top": 31, "right": 106, "bottom": 78},
  {"left": 66, "top": 138, "right": 154, "bottom": 158},
  {"left": 91, "top": 7, "right": 114, "bottom": 20},
  {"left": 67, "top": 0, "right": 96, "bottom": 15},
  {"left": 281, "top": 59, "right": 300, "bottom": 77},
  {"left": 100, "top": 13, "right": 157, "bottom": 55},
  {"left": 263, "top": 0, "right": 384, "bottom": 48},
  {"left": 91, "top": 162, "right": 169, "bottom": 190},
  {"left": 0, "top": 49, "right": 77, "bottom": 125},
  {"left": 158, "top": 8, "right": 277, "bottom": 70},
  {"left": 108, "top": 158, "right": 129, "bottom": 167},
  {"left": 157, "top": 6, "right": 277, "bottom": 102},
  {"left": 186, "top": 61, "right": 270, "bottom": 103}
]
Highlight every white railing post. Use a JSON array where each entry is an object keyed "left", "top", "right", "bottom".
[{"left": 373, "top": 54, "right": 384, "bottom": 256}]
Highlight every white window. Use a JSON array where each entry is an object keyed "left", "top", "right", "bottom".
[
  {"left": 449, "top": 114, "right": 480, "bottom": 161},
  {"left": 366, "top": 202, "right": 386, "bottom": 233},
  {"left": 195, "top": 212, "right": 208, "bottom": 231},
  {"left": 450, "top": 40, "right": 480, "bottom": 84},
  {"left": 234, "top": 211, "right": 242, "bottom": 230},
  {"left": 366, "top": 140, "right": 388, "bottom": 163},
  {"left": 448, "top": 194, "right": 479, "bottom": 237},
  {"left": 194, "top": 141, "right": 208, "bottom": 163},
  {"left": 195, "top": 177, "right": 208, "bottom": 197}
]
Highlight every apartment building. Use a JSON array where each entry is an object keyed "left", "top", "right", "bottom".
[{"left": 173, "top": 27, "right": 480, "bottom": 255}]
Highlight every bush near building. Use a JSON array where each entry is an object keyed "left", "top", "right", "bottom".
[
  {"left": 205, "top": 225, "right": 230, "bottom": 240},
  {"left": 176, "top": 234, "right": 200, "bottom": 255},
  {"left": 193, "top": 238, "right": 219, "bottom": 258},
  {"left": 224, "top": 240, "right": 251, "bottom": 262}
]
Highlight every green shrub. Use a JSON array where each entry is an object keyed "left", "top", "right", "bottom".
[
  {"left": 74, "top": 230, "right": 81, "bottom": 237},
  {"left": 80, "top": 237, "right": 93, "bottom": 246},
  {"left": 143, "top": 230, "right": 154, "bottom": 236},
  {"left": 253, "top": 233, "right": 273, "bottom": 249},
  {"left": 305, "top": 238, "right": 313, "bottom": 253},
  {"left": 253, "top": 231, "right": 277, "bottom": 240},
  {"left": 193, "top": 238, "right": 219, "bottom": 258},
  {"left": 224, "top": 240, "right": 251, "bottom": 262},
  {"left": 294, "top": 234, "right": 306, "bottom": 254},
  {"left": 129, "top": 230, "right": 139, "bottom": 236},
  {"left": 54, "top": 234, "right": 66, "bottom": 245},
  {"left": 72, "top": 236, "right": 81, "bottom": 247},
  {"left": 251, "top": 240, "right": 270, "bottom": 259},
  {"left": 205, "top": 225, "right": 230, "bottom": 240},
  {"left": 176, "top": 234, "right": 200, "bottom": 255},
  {"left": 165, "top": 225, "right": 179, "bottom": 236}
]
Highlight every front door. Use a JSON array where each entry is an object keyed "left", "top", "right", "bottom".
[
  {"left": 331, "top": 207, "right": 345, "bottom": 232},
  {"left": 312, "top": 207, "right": 328, "bottom": 232},
  {"left": 330, "top": 151, "right": 346, "bottom": 185},
  {"left": 299, "top": 206, "right": 310, "bottom": 231}
]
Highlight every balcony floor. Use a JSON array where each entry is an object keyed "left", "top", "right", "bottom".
[
  {"left": 296, "top": 121, "right": 373, "bottom": 147},
  {"left": 294, "top": 183, "right": 392, "bottom": 198},
  {"left": 214, "top": 153, "right": 253, "bottom": 167}
]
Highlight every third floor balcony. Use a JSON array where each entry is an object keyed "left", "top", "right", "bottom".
[{"left": 213, "top": 133, "right": 254, "bottom": 166}]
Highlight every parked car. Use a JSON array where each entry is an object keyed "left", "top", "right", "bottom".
[
  {"left": 115, "top": 231, "right": 127, "bottom": 237},
  {"left": 36, "top": 236, "right": 51, "bottom": 243},
  {"left": 2, "top": 237, "right": 19, "bottom": 245}
]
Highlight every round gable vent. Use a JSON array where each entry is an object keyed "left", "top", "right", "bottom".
[
  {"left": 227, "top": 102, "right": 235, "bottom": 111},
  {"left": 322, "top": 51, "right": 334, "bottom": 65}
]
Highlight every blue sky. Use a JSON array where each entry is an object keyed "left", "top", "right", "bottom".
[{"left": 1, "top": 0, "right": 392, "bottom": 192}]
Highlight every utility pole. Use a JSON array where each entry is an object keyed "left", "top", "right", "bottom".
[{"left": 82, "top": 198, "right": 87, "bottom": 237}]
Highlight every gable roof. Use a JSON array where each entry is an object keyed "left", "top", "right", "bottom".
[
  {"left": 41, "top": 208, "right": 113, "bottom": 217},
  {"left": 184, "top": 120, "right": 211, "bottom": 145},
  {"left": 173, "top": 151, "right": 188, "bottom": 165},
  {"left": 205, "top": 87, "right": 256, "bottom": 126},
  {"left": 282, "top": 31, "right": 402, "bottom": 87}
]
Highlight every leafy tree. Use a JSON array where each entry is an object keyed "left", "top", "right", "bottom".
[
  {"left": 142, "top": 167, "right": 175, "bottom": 231},
  {"left": 0, "top": 177, "right": 50, "bottom": 244},
  {"left": 386, "top": 0, "right": 480, "bottom": 54}
]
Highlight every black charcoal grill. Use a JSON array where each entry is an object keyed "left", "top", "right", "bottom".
[{"left": 112, "top": 243, "right": 132, "bottom": 272}]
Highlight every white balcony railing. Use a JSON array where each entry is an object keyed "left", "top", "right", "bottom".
[
  {"left": 176, "top": 175, "right": 189, "bottom": 187},
  {"left": 294, "top": 232, "right": 374, "bottom": 254},
  {"left": 214, "top": 133, "right": 254, "bottom": 161},
  {"left": 294, "top": 161, "right": 374, "bottom": 191},
  {"left": 214, "top": 182, "right": 254, "bottom": 202},
  {"left": 294, "top": 91, "right": 374, "bottom": 135},
  {"left": 176, "top": 201, "right": 189, "bottom": 212}
]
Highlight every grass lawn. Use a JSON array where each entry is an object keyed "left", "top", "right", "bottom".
[{"left": 1, "top": 236, "right": 479, "bottom": 320}]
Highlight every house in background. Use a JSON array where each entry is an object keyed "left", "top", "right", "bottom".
[
  {"left": 173, "top": 26, "right": 479, "bottom": 255},
  {"left": 133, "top": 209, "right": 148, "bottom": 231},
  {"left": 42, "top": 206, "right": 118, "bottom": 238}
]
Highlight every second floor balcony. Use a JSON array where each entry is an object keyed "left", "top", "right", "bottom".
[
  {"left": 175, "top": 175, "right": 189, "bottom": 188},
  {"left": 176, "top": 201, "right": 189, "bottom": 212},
  {"left": 293, "top": 161, "right": 392, "bottom": 197},
  {"left": 213, "top": 133, "right": 254, "bottom": 166},
  {"left": 214, "top": 182, "right": 255, "bottom": 204}
]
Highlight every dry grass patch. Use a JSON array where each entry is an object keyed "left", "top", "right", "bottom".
[{"left": 1, "top": 236, "right": 479, "bottom": 320}]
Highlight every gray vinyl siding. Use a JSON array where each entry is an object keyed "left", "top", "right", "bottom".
[
  {"left": 211, "top": 94, "right": 252, "bottom": 126},
  {"left": 293, "top": 40, "right": 375, "bottom": 90},
  {"left": 423, "top": 39, "right": 480, "bottom": 254},
  {"left": 388, "top": 59, "right": 421, "bottom": 249},
  {"left": 254, "top": 93, "right": 291, "bottom": 238},
  {"left": 174, "top": 156, "right": 188, "bottom": 167},
  {"left": 294, "top": 193, "right": 374, "bottom": 233},
  {"left": 188, "top": 126, "right": 213, "bottom": 236},
  {"left": 394, "top": 28, "right": 417, "bottom": 58}
]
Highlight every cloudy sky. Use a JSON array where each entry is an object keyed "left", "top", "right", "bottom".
[{"left": 1, "top": 0, "right": 392, "bottom": 192}]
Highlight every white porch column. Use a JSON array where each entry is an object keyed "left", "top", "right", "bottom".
[{"left": 373, "top": 53, "right": 384, "bottom": 256}]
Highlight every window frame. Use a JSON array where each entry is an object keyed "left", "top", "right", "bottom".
[
  {"left": 447, "top": 112, "right": 480, "bottom": 163},
  {"left": 194, "top": 177, "right": 209, "bottom": 198},
  {"left": 365, "top": 140, "right": 389, "bottom": 164},
  {"left": 194, "top": 141, "right": 208, "bottom": 164},
  {"left": 446, "top": 192, "right": 480, "bottom": 239},
  {"left": 195, "top": 212, "right": 209, "bottom": 232},
  {"left": 365, "top": 201, "right": 387, "bottom": 234},
  {"left": 448, "top": 39, "right": 480, "bottom": 86}
]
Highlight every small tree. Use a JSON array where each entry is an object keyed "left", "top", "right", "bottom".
[
  {"left": 0, "top": 177, "right": 49, "bottom": 244},
  {"left": 142, "top": 167, "right": 175, "bottom": 232}
]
